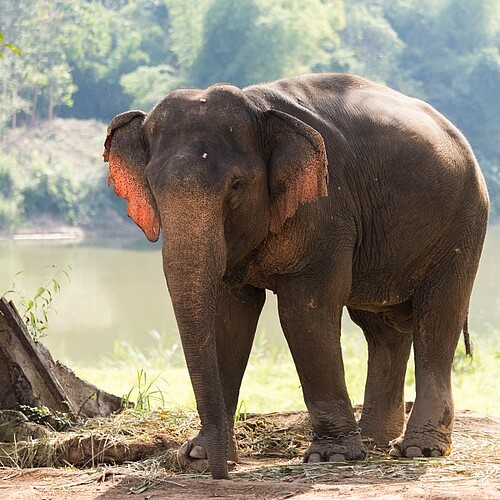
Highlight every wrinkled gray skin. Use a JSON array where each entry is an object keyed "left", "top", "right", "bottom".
[{"left": 104, "top": 73, "right": 489, "bottom": 479}]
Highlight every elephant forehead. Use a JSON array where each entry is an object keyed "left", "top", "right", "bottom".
[
  {"left": 165, "top": 85, "right": 250, "bottom": 113},
  {"left": 146, "top": 118, "right": 259, "bottom": 180},
  {"left": 146, "top": 87, "right": 257, "bottom": 138}
]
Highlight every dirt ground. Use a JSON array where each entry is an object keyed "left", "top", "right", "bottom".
[{"left": 0, "top": 410, "right": 498, "bottom": 500}]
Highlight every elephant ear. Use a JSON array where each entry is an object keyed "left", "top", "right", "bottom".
[
  {"left": 104, "top": 110, "right": 160, "bottom": 242},
  {"left": 264, "top": 110, "right": 329, "bottom": 233}
]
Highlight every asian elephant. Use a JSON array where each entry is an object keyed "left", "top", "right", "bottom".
[{"left": 104, "top": 73, "right": 489, "bottom": 479}]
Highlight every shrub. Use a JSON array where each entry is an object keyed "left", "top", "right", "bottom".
[{"left": 0, "top": 154, "right": 24, "bottom": 229}]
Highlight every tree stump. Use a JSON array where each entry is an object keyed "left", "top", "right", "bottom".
[{"left": 0, "top": 297, "right": 123, "bottom": 420}]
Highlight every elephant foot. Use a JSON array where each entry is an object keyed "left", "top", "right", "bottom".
[
  {"left": 304, "top": 431, "right": 367, "bottom": 463},
  {"left": 359, "top": 420, "right": 405, "bottom": 448},
  {"left": 358, "top": 402, "right": 407, "bottom": 448},
  {"left": 177, "top": 432, "right": 239, "bottom": 471},
  {"left": 389, "top": 432, "right": 452, "bottom": 458}
]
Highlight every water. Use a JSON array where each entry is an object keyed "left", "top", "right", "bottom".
[{"left": 1, "top": 226, "right": 499, "bottom": 366}]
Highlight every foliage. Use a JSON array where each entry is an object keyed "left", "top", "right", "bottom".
[
  {"left": 482, "top": 157, "right": 500, "bottom": 218},
  {"left": 189, "top": 0, "right": 344, "bottom": 88},
  {"left": 0, "top": 31, "right": 20, "bottom": 58},
  {"left": 0, "top": 154, "right": 24, "bottom": 229},
  {"left": 329, "top": 0, "right": 417, "bottom": 94},
  {"left": 18, "top": 404, "right": 71, "bottom": 431},
  {"left": 120, "top": 64, "right": 179, "bottom": 110},
  {"left": 0, "top": 150, "right": 91, "bottom": 227},
  {"left": 21, "top": 156, "right": 83, "bottom": 223},
  {"left": 122, "top": 368, "right": 167, "bottom": 411},
  {"left": 0, "top": 0, "right": 499, "bottom": 214},
  {"left": 0, "top": 119, "right": 123, "bottom": 231},
  {"left": 164, "top": 0, "right": 210, "bottom": 71},
  {"left": 4, "top": 265, "right": 72, "bottom": 341}
]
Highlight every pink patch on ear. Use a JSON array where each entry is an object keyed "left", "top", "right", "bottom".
[
  {"left": 108, "top": 153, "right": 160, "bottom": 242},
  {"left": 298, "top": 157, "right": 328, "bottom": 204},
  {"left": 270, "top": 154, "right": 328, "bottom": 233}
]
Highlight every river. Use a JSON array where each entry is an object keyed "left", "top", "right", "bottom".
[{"left": 0, "top": 226, "right": 499, "bottom": 366}]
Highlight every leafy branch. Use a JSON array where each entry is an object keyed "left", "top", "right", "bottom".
[
  {"left": 0, "top": 32, "right": 21, "bottom": 58},
  {"left": 4, "top": 264, "right": 72, "bottom": 341}
]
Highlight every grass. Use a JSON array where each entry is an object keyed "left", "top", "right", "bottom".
[{"left": 73, "top": 327, "right": 500, "bottom": 417}]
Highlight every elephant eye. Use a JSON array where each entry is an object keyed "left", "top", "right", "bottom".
[
  {"left": 228, "top": 178, "right": 245, "bottom": 210},
  {"left": 231, "top": 179, "right": 244, "bottom": 192}
]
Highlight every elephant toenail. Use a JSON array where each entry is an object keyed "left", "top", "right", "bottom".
[
  {"left": 389, "top": 447, "right": 401, "bottom": 457},
  {"left": 179, "top": 441, "right": 189, "bottom": 456},
  {"left": 405, "top": 446, "right": 423, "bottom": 458},
  {"left": 430, "top": 450, "right": 441, "bottom": 457},
  {"left": 307, "top": 453, "right": 322, "bottom": 463},
  {"left": 189, "top": 445, "right": 207, "bottom": 459},
  {"left": 328, "top": 453, "right": 345, "bottom": 462}
]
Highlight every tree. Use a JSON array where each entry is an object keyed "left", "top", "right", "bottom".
[
  {"left": 189, "top": 0, "right": 345, "bottom": 88},
  {"left": 329, "top": 0, "right": 418, "bottom": 94},
  {"left": 0, "top": 30, "right": 28, "bottom": 128},
  {"left": 63, "top": 0, "right": 176, "bottom": 121},
  {"left": 382, "top": 0, "right": 500, "bottom": 215},
  {"left": 120, "top": 64, "right": 179, "bottom": 110},
  {"left": 164, "top": 0, "right": 211, "bottom": 71},
  {"left": 434, "top": 0, "right": 500, "bottom": 156},
  {"left": 1, "top": 0, "right": 80, "bottom": 125}
]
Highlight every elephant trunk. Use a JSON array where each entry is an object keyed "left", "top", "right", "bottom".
[{"left": 161, "top": 197, "right": 229, "bottom": 479}]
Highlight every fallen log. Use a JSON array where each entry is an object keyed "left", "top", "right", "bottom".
[
  {"left": 0, "top": 297, "right": 123, "bottom": 420},
  {"left": 0, "top": 409, "right": 173, "bottom": 468}
]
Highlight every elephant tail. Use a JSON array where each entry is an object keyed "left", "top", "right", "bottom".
[{"left": 463, "top": 315, "right": 473, "bottom": 358}]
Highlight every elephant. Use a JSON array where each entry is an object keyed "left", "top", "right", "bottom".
[{"left": 104, "top": 73, "right": 489, "bottom": 479}]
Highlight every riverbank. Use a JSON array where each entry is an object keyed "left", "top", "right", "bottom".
[
  {"left": 0, "top": 210, "right": 140, "bottom": 242},
  {"left": 2, "top": 213, "right": 499, "bottom": 243}
]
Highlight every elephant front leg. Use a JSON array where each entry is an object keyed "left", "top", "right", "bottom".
[
  {"left": 277, "top": 277, "right": 366, "bottom": 463},
  {"left": 178, "top": 285, "right": 265, "bottom": 465},
  {"left": 348, "top": 308, "right": 413, "bottom": 447}
]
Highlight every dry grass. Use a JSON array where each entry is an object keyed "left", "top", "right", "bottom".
[{"left": 0, "top": 406, "right": 498, "bottom": 492}]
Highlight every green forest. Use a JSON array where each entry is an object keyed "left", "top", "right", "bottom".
[{"left": 0, "top": 0, "right": 499, "bottom": 231}]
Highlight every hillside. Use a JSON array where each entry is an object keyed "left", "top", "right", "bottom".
[
  {"left": 0, "top": 119, "right": 138, "bottom": 238},
  {"left": 1, "top": 119, "right": 105, "bottom": 176}
]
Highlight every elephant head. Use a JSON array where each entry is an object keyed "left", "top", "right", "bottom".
[{"left": 104, "top": 85, "right": 328, "bottom": 478}]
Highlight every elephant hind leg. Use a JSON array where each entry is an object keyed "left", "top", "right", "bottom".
[
  {"left": 348, "top": 308, "right": 413, "bottom": 447},
  {"left": 390, "top": 302, "right": 463, "bottom": 458},
  {"left": 392, "top": 249, "right": 482, "bottom": 458}
]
